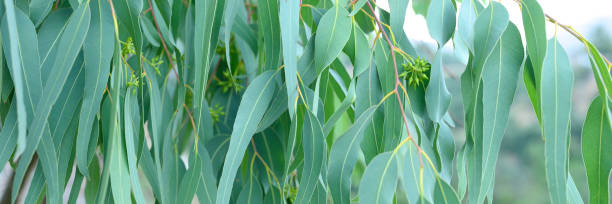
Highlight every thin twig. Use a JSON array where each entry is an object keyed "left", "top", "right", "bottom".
[
  {"left": 147, "top": 0, "right": 181, "bottom": 83},
  {"left": 513, "top": 0, "right": 612, "bottom": 66},
  {"left": 366, "top": 1, "right": 425, "bottom": 167}
]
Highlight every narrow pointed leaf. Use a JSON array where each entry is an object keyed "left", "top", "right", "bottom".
[
  {"left": 425, "top": 51, "right": 451, "bottom": 123},
  {"left": 358, "top": 151, "right": 398, "bottom": 204},
  {"left": 478, "top": 23, "right": 524, "bottom": 201},
  {"left": 216, "top": 70, "right": 279, "bottom": 204},
  {"left": 295, "top": 110, "right": 326, "bottom": 204},
  {"left": 426, "top": 0, "right": 456, "bottom": 45},
  {"left": 314, "top": 5, "right": 351, "bottom": 72},
  {"left": 582, "top": 96, "right": 612, "bottom": 204},
  {"left": 328, "top": 106, "right": 379, "bottom": 204},
  {"left": 77, "top": 0, "right": 114, "bottom": 177},
  {"left": 279, "top": 0, "right": 299, "bottom": 116},
  {"left": 541, "top": 37, "right": 573, "bottom": 204}
]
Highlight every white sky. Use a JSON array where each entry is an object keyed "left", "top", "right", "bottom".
[{"left": 377, "top": 0, "right": 612, "bottom": 48}]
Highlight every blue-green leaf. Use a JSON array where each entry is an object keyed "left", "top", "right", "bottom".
[
  {"left": 314, "top": 5, "right": 351, "bottom": 73},
  {"left": 472, "top": 2, "right": 508, "bottom": 77},
  {"left": 358, "top": 151, "right": 398, "bottom": 204},
  {"left": 327, "top": 106, "right": 379, "bottom": 204},
  {"left": 433, "top": 179, "right": 460, "bottom": 204},
  {"left": 582, "top": 96, "right": 612, "bottom": 204},
  {"left": 279, "top": 0, "right": 300, "bottom": 117},
  {"left": 295, "top": 110, "right": 326, "bottom": 204},
  {"left": 425, "top": 51, "right": 451, "bottom": 123},
  {"left": 194, "top": 0, "right": 224, "bottom": 142},
  {"left": 426, "top": 0, "right": 455, "bottom": 45},
  {"left": 2, "top": 0, "right": 28, "bottom": 161},
  {"left": 478, "top": 23, "right": 524, "bottom": 202},
  {"left": 258, "top": 0, "right": 282, "bottom": 71},
  {"left": 124, "top": 88, "right": 147, "bottom": 204},
  {"left": 541, "top": 37, "right": 573, "bottom": 204},
  {"left": 77, "top": 0, "right": 114, "bottom": 177},
  {"left": 457, "top": 0, "right": 483, "bottom": 51},
  {"left": 216, "top": 70, "right": 279, "bottom": 204}
]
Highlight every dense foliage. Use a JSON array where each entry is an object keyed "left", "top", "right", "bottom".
[{"left": 0, "top": 0, "right": 610, "bottom": 203}]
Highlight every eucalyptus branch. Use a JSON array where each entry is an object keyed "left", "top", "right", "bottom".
[
  {"left": 513, "top": 0, "right": 612, "bottom": 66},
  {"left": 366, "top": 0, "right": 425, "bottom": 167}
]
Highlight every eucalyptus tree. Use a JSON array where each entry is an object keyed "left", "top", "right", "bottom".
[{"left": 0, "top": 0, "right": 610, "bottom": 203}]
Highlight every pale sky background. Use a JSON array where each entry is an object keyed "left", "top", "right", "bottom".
[{"left": 377, "top": 0, "right": 612, "bottom": 54}]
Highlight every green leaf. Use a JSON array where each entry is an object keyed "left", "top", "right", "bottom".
[
  {"left": 114, "top": 0, "right": 143, "bottom": 63},
  {"left": 478, "top": 23, "right": 524, "bottom": 202},
  {"left": 521, "top": 0, "right": 547, "bottom": 76},
  {"left": 582, "top": 96, "right": 612, "bottom": 204},
  {"left": 10, "top": 3, "right": 90, "bottom": 204},
  {"left": 426, "top": 0, "right": 456, "bottom": 45},
  {"left": 457, "top": 0, "right": 483, "bottom": 51},
  {"left": 390, "top": 0, "right": 417, "bottom": 56},
  {"left": 348, "top": 0, "right": 367, "bottom": 16},
  {"left": 425, "top": 51, "right": 451, "bottom": 123},
  {"left": 124, "top": 88, "right": 147, "bottom": 204},
  {"left": 433, "top": 179, "right": 461, "bottom": 204},
  {"left": 541, "top": 37, "right": 573, "bottom": 204},
  {"left": 0, "top": 101, "right": 17, "bottom": 168},
  {"left": 358, "top": 151, "right": 399, "bottom": 204},
  {"left": 279, "top": 0, "right": 300, "bottom": 117},
  {"left": 349, "top": 22, "right": 371, "bottom": 77},
  {"left": 323, "top": 80, "right": 355, "bottom": 136},
  {"left": 412, "top": 0, "right": 431, "bottom": 16},
  {"left": 258, "top": 0, "right": 282, "bottom": 70},
  {"left": 77, "top": 0, "right": 114, "bottom": 177},
  {"left": 194, "top": 143, "right": 219, "bottom": 204},
  {"left": 314, "top": 5, "right": 351, "bottom": 73},
  {"left": 223, "top": 0, "right": 239, "bottom": 68},
  {"left": 295, "top": 110, "right": 326, "bottom": 204},
  {"left": 194, "top": 0, "right": 224, "bottom": 140},
  {"left": 2, "top": 0, "right": 28, "bottom": 161},
  {"left": 216, "top": 70, "right": 279, "bottom": 204},
  {"left": 399, "top": 132, "right": 436, "bottom": 203},
  {"left": 520, "top": 0, "right": 546, "bottom": 124},
  {"left": 236, "top": 173, "right": 264, "bottom": 204},
  {"left": 28, "top": 0, "right": 54, "bottom": 26},
  {"left": 472, "top": 2, "right": 509, "bottom": 77},
  {"left": 327, "top": 105, "right": 379, "bottom": 204}
]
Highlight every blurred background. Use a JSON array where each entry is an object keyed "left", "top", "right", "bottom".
[{"left": 375, "top": 0, "right": 612, "bottom": 203}]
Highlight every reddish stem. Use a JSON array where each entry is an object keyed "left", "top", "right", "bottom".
[
  {"left": 147, "top": 0, "right": 181, "bottom": 83},
  {"left": 366, "top": 1, "right": 424, "bottom": 166}
]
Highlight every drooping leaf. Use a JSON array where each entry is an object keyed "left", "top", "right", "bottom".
[
  {"left": 194, "top": 0, "right": 225, "bottom": 132},
  {"left": 358, "top": 151, "right": 399, "bottom": 204},
  {"left": 76, "top": 0, "right": 114, "bottom": 177},
  {"left": 478, "top": 23, "right": 524, "bottom": 202},
  {"left": 236, "top": 172, "right": 264, "bottom": 204},
  {"left": 426, "top": 0, "right": 456, "bottom": 45},
  {"left": 295, "top": 110, "right": 326, "bottom": 204},
  {"left": 433, "top": 178, "right": 461, "bottom": 204},
  {"left": 314, "top": 5, "right": 351, "bottom": 73},
  {"left": 456, "top": 0, "right": 483, "bottom": 51},
  {"left": 541, "top": 37, "right": 573, "bottom": 204},
  {"left": 124, "top": 88, "right": 147, "bottom": 204},
  {"left": 328, "top": 106, "right": 379, "bottom": 204},
  {"left": 472, "top": 2, "right": 509, "bottom": 77},
  {"left": 216, "top": 70, "right": 279, "bottom": 204},
  {"left": 582, "top": 96, "right": 612, "bottom": 204},
  {"left": 521, "top": 0, "right": 546, "bottom": 123},
  {"left": 425, "top": 50, "right": 451, "bottom": 123},
  {"left": 258, "top": 0, "right": 282, "bottom": 71},
  {"left": 2, "top": 0, "right": 28, "bottom": 161},
  {"left": 9, "top": 3, "right": 90, "bottom": 204},
  {"left": 279, "top": 0, "right": 299, "bottom": 117}
]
